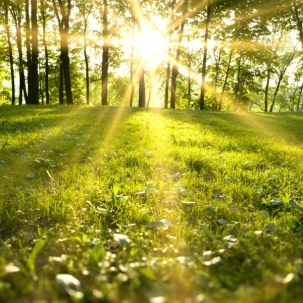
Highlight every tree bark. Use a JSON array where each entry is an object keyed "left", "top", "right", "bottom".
[
  {"left": 292, "top": 0, "right": 303, "bottom": 50},
  {"left": 296, "top": 80, "right": 303, "bottom": 111},
  {"left": 219, "top": 51, "right": 232, "bottom": 111},
  {"left": 234, "top": 52, "right": 243, "bottom": 111},
  {"left": 53, "top": 0, "right": 73, "bottom": 105},
  {"left": 31, "top": 0, "right": 39, "bottom": 104},
  {"left": 83, "top": 17, "right": 90, "bottom": 105},
  {"left": 25, "top": 0, "right": 32, "bottom": 104},
  {"left": 171, "top": 0, "right": 188, "bottom": 109},
  {"left": 199, "top": 0, "right": 211, "bottom": 110},
  {"left": 269, "top": 51, "right": 296, "bottom": 112},
  {"left": 264, "top": 69, "right": 270, "bottom": 112},
  {"left": 5, "top": 4, "right": 15, "bottom": 105},
  {"left": 137, "top": 1, "right": 145, "bottom": 107},
  {"left": 164, "top": 0, "right": 176, "bottom": 109},
  {"left": 41, "top": 2, "right": 50, "bottom": 104},
  {"left": 101, "top": 0, "right": 109, "bottom": 106},
  {"left": 12, "top": 8, "right": 28, "bottom": 105}
]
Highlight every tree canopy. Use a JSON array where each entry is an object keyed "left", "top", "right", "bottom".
[{"left": 0, "top": 0, "right": 302, "bottom": 111}]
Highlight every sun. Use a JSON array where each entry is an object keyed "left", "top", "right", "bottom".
[{"left": 135, "top": 25, "right": 167, "bottom": 67}]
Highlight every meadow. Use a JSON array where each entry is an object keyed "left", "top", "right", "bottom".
[{"left": 1, "top": 105, "right": 303, "bottom": 303}]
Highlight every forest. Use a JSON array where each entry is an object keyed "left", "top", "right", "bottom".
[
  {"left": 1, "top": 0, "right": 303, "bottom": 111},
  {"left": 2, "top": 1, "right": 303, "bottom": 302}
]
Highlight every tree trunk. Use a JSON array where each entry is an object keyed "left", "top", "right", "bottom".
[
  {"left": 31, "top": 0, "right": 39, "bottom": 104},
  {"left": 269, "top": 51, "right": 296, "bottom": 112},
  {"left": 25, "top": 0, "right": 32, "bottom": 104},
  {"left": 137, "top": 1, "right": 145, "bottom": 108},
  {"left": 59, "top": 58, "right": 64, "bottom": 104},
  {"left": 41, "top": 3, "right": 50, "bottom": 104},
  {"left": 219, "top": 51, "right": 232, "bottom": 111},
  {"left": 213, "top": 48, "right": 222, "bottom": 110},
  {"left": 13, "top": 11, "right": 28, "bottom": 105},
  {"left": 83, "top": 16, "right": 90, "bottom": 105},
  {"left": 53, "top": 0, "right": 73, "bottom": 105},
  {"left": 199, "top": 0, "right": 211, "bottom": 110},
  {"left": 171, "top": 0, "right": 188, "bottom": 109},
  {"left": 164, "top": 0, "right": 176, "bottom": 109},
  {"left": 296, "top": 81, "right": 303, "bottom": 111},
  {"left": 5, "top": 4, "right": 15, "bottom": 105},
  {"left": 102, "top": 0, "right": 109, "bottom": 106},
  {"left": 264, "top": 69, "right": 270, "bottom": 112},
  {"left": 292, "top": 0, "right": 303, "bottom": 50},
  {"left": 129, "top": 20, "right": 135, "bottom": 107},
  {"left": 234, "top": 53, "right": 242, "bottom": 111},
  {"left": 138, "top": 64, "right": 146, "bottom": 107}
]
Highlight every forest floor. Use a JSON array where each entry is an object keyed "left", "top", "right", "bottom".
[{"left": 1, "top": 105, "right": 303, "bottom": 302}]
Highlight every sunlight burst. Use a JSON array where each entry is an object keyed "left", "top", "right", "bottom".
[{"left": 135, "top": 25, "right": 167, "bottom": 66}]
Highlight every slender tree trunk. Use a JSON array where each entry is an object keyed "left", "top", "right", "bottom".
[
  {"left": 59, "top": 57, "right": 64, "bottom": 104},
  {"left": 234, "top": 53, "right": 242, "bottom": 111},
  {"left": 25, "top": 0, "right": 31, "bottom": 104},
  {"left": 164, "top": 0, "right": 176, "bottom": 108},
  {"left": 129, "top": 20, "right": 135, "bottom": 107},
  {"left": 83, "top": 17, "right": 90, "bottom": 105},
  {"left": 219, "top": 51, "right": 232, "bottom": 111},
  {"left": 213, "top": 49, "right": 222, "bottom": 110},
  {"left": 264, "top": 69, "right": 270, "bottom": 113},
  {"left": 171, "top": 0, "right": 188, "bottom": 109},
  {"left": 138, "top": 63, "right": 146, "bottom": 107},
  {"left": 13, "top": 12, "right": 28, "bottom": 104},
  {"left": 269, "top": 74, "right": 283, "bottom": 112},
  {"left": 53, "top": 0, "right": 73, "bottom": 105},
  {"left": 269, "top": 51, "right": 296, "bottom": 112},
  {"left": 296, "top": 81, "right": 303, "bottom": 111},
  {"left": 164, "top": 62, "right": 171, "bottom": 108},
  {"left": 199, "top": 0, "right": 211, "bottom": 110},
  {"left": 137, "top": 1, "right": 145, "bottom": 108},
  {"left": 146, "top": 87, "right": 152, "bottom": 107},
  {"left": 102, "top": 0, "right": 109, "bottom": 106},
  {"left": 41, "top": 3, "right": 50, "bottom": 104},
  {"left": 5, "top": 5, "right": 15, "bottom": 105},
  {"left": 31, "top": 0, "right": 39, "bottom": 104},
  {"left": 61, "top": 37, "right": 73, "bottom": 105},
  {"left": 292, "top": 0, "right": 303, "bottom": 50}
]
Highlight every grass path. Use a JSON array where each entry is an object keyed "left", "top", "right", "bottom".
[{"left": 1, "top": 106, "right": 303, "bottom": 302}]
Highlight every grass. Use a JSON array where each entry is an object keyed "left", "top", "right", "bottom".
[{"left": 1, "top": 105, "right": 303, "bottom": 303}]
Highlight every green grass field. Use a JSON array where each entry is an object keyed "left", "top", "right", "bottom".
[{"left": 1, "top": 106, "right": 303, "bottom": 302}]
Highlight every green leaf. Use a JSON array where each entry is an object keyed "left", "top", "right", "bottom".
[
  {"left": 201, "top": 224, "right": 215, "bottom": 241},
  {"left": 112, "top": 184, "right": 119, "bottom": 196},
  {"left": 256, "top": 210, "right": 269, "bottom": 220},
  {"left": 264, "top": 224, "right": 277, "bottom": 234},
  {"left": 206, "top": 205, "right": 216, "bottom": 213},
  {"left": 289, "top": 199, "right": 303, "bottom": 212},
  {"left": 27, "top": 240, "right": 46, "bottom": 273},
  {"left": 218, "top": 218, "right": 228, "bottom": 225}
]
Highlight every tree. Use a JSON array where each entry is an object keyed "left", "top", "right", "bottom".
[
  {"left": 101, "top": 0, "right": 109, "bottom": 106},
  {"left": 52, "top": 0, "right": 73, "bottom": 105},
  {"left": 164, "top": 0, "right": 176, "bottom": 108},
  {"left": 2, "top": 0, "right": 15, "bottom": 104},
  {"left": 40, "top": 0, "right": 50, "bottom": 104},
  {"left": 31, "top": 0, "right": 39, "bottom": 104},
  {"left": 10, "top": 1, "right": 28, "bottom": 105},
  {"left": 199, "top": 0, "right": 211, "bottom": 110},
  {"left": 171, "top": 0, "right": 188, "bottom": 109}
]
